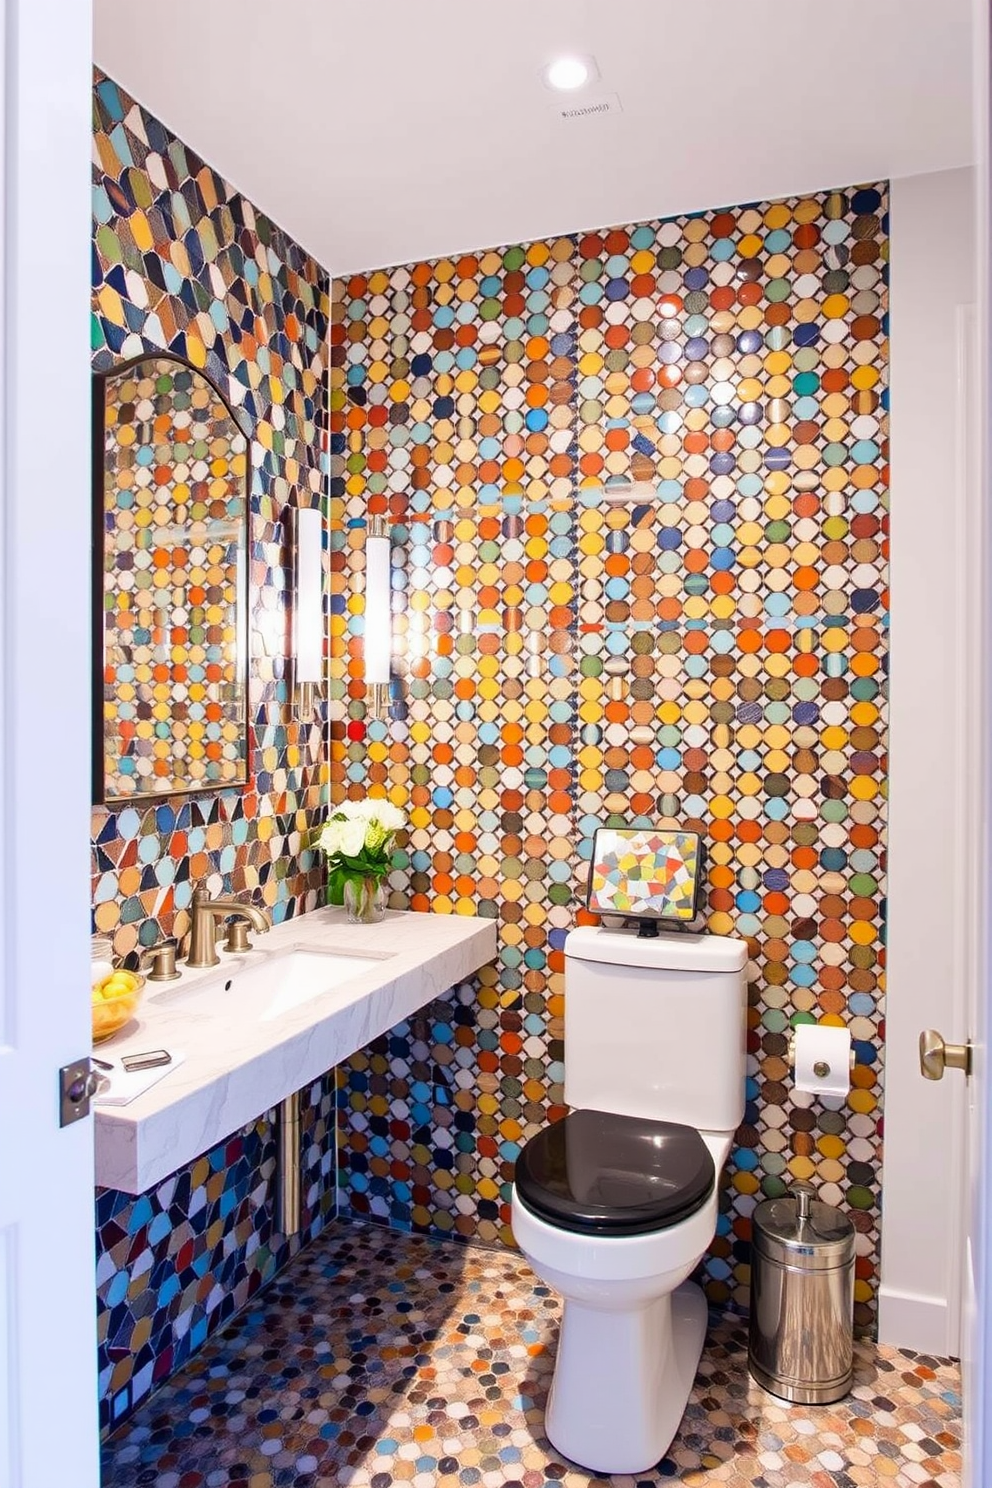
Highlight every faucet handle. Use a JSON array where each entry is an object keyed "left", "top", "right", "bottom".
[
  {"left": 140, "top": 938, "right": 180, "bottom": 982},
  {"left": 223, "top": 918, "right": 254, "bottom": 954}
]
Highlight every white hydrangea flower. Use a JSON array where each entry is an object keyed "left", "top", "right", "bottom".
[
  {"left": 317, "top": 820, "right": 344, "bottom": 856},
  {"left": 336, "top": 799, "right": 372, "bottom": 821},
  {"left": 368, "top": 800, "right": 405, "bottom": 832},
  {"left": 316, "top": 797, "right": 406, "bottom": 863},
  {"left": 339, "top": 816, "right": 368, "bottom": 857}
]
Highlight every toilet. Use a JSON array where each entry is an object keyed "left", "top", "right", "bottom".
[{"left": 511, "top": 924, "right": 747, "bottom": 1475}]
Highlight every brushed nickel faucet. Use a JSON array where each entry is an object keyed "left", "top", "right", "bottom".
[{"left": 184, "top": 881, "right": 271, "bottom": 969}]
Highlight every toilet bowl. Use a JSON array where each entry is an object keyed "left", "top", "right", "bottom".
[
  {"left": 512, "top": 1120, "right": 733, "bottom": 1473},
  {"left": 510, "top": 925, "right": 747, "bottom": 1474}
]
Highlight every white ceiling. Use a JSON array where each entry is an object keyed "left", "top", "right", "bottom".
[{"left": 94, "top": 0, "right": 974, "bottom": 277}]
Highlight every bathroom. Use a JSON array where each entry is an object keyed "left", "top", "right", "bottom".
[{"left": 1, "top": 0, "right": 987, "bottom": 1483}]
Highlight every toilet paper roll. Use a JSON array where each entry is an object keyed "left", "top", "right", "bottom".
[{"left": 792, "top": 1023, "right": 851, "bottom": 1099}]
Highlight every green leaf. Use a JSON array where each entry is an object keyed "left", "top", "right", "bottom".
[
  {"left": 326, "top": 865, "right": 347, "bottom": 905},
  {"left": 338, "top": 852, "right": 390, "bottom": 878}
]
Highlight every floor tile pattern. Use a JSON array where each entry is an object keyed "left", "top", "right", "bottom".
[
  {"left": 96, "top": 1073, "right": 337, "bottom": 1434},
  {"left": 330, "top": 190, "right": 889, "bottom": 1330},
  {"left": 101, "top": 1220, "right": 960, "bottom": 1488},
  {"left": 92, "top": 68, "right": 331, "bottom": 957}
]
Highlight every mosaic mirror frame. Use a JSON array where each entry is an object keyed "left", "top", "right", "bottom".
[
  {"left": 587, "top": 827, "right": 703, "bottom": 922},
  {"left": 93, "top": 353, "right": 250, "bottom": 804}
]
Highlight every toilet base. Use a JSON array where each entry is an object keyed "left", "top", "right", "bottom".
[{"left": 544, "top": 1280, "right": 708, "bottom": 1475}]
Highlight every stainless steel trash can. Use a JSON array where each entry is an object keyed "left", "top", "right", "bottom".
[{"left": 748, "top": 1182, "right": 855, "bottom": 1403}]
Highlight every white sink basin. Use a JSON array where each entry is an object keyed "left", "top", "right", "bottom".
[
  {"left": 256, "top": 949, "right": 388, "bottom": 1020},
  {"left": 155, "top": 946, "right": 390, "bottom": 1020}
]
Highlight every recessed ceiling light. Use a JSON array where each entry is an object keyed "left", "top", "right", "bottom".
[{"left": 543, "top": 55, "right": 597, "bottom": 92}]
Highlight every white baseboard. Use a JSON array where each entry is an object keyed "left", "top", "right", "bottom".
[{"left": 877, "top": 1284, "right": 956, "bottom": 1356}]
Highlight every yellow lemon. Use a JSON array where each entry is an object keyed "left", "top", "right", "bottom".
[{"left": 102, "top": 973, "right": 135, "bottom": 998}]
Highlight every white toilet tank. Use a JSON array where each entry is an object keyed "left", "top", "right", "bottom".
[{"left": 564, "top": 925, "right": 748, "bottom": 1135}]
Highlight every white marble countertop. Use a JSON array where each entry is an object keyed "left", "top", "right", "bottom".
[{"left": 93, "top": 906, "right": 497, "bottom": 1194}]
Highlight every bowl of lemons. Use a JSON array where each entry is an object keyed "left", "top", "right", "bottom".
[{"left": 91, "top": 967, "right": 144, "bottom": 1044}]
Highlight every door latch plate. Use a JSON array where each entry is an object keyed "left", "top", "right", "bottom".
[{"left": 59, "top": 1058, "right": 98, "bottom": 1126}]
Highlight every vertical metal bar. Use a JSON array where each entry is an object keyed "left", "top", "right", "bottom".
[{"left": 274, "top": 1090, "right": 301, "bottom": 1237}]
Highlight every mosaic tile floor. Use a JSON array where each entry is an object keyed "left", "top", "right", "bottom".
[{"left": 101, "top": 1220, "right": 962, "bottom": 1488}]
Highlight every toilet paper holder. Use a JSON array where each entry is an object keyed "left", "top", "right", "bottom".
[{"left": 788, "top": 1031, "right": 857, "bottom": 1081}]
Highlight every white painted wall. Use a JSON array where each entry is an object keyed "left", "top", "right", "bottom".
[{"left": 881, "top": 165, "right": 977, "bottom": 1354}]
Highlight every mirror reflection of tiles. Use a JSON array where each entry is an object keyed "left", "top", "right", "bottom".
[{"left": 95, "top": 356, "right": 250, "bottom": 802}]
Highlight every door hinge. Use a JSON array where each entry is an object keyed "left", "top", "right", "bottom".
[{"left": 59, "top": 1058, "right": 98, "bottom": 1126}]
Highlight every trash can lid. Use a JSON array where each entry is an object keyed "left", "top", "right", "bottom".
[{"left": 752, "top": 1184, "right": 856, "bottom": 1270}]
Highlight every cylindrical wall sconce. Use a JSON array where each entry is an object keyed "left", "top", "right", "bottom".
[
  {"left": 292, "top": 504, "right": 323, "bottom": 716},
  {"left": 364, "top": 515, "right": 391, "bottom": 720}
]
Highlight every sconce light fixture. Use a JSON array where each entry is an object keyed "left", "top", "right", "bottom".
[
  {"left": 292, "top": 504, "right": 323, "bottom": 716},
  {"left": 364, "top": 515, "right": 391, "bottom": 720}
]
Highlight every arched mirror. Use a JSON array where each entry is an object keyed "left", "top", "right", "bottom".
[{"left": 93, "top": 353, "right": 250, "bottom": 803}]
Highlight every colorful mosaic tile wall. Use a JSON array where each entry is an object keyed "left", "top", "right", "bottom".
[
  {"left": 92, "top": 69, "right": 330, "bottom": 955},
  {"left": 96, "top": 1073, "right": 337, "bottom": 1432},
  {"left": 331, "top": 187, "right": 889, "bottom": 1333},
  {"left": 92, "top": 72, "right": 334, "bottom": 1430}
]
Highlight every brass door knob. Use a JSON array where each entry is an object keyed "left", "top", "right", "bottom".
[{"left": 919, "top": 1028, "right": 972, "bottom": 1081}]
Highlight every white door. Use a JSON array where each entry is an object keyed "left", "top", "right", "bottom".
[
  {"left": 0, "top": 2, "right": 99, "bottom": 1486},
  {"left": 957, "top": 9, "right": 991, "bottom": 1476},
  {"left": 952, "top": 301, "right": 990, "bottom": 1488}
]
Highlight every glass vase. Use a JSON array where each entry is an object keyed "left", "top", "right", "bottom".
[{"left": 343, "top": 875, "right": 386, "bottom": 924}]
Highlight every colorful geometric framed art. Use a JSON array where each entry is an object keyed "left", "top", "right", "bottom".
[
  {"left": 587, "top": 827, "right": 704, "bottom": 922},
  {"left": 93, "top": 353, "right": 250, "bottom": 804}
]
